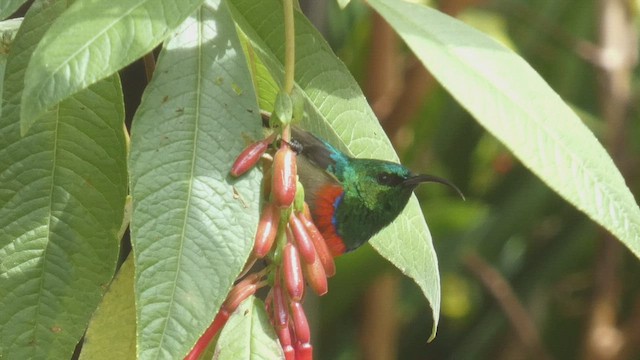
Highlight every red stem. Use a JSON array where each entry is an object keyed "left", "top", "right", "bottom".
[{"left": 184, "top": 310, "right": 230, "bottom": 360}]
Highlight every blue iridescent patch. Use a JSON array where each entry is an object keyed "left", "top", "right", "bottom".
[{"left": 331, "top": 192, "right": 344, "bottom": 232}]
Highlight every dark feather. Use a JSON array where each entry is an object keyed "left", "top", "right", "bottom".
[{"left": 291, "top": 127, "right": 337, "bottom": 171}]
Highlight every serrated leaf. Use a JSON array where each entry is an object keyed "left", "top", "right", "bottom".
[
  {"left": 0, "top": 72, "right": 127, "bottom": 359},
  {"left": 369, "top": 0, "right": 640, "bottom": 257},
  {"left": 0, "top": 0, "right": 27, "bottom": 20},
  {"left": 80, "top": 256, "right": 136, "bottom": 360},
  {"left": 20, "top": 0, "right": 207, "bottom": 134},
  {"left": 213, "top": 297, "right": 284, "bottom": 360},
  {"left": 228, "top": 0, "right": 441, "bottom": 339},
  {"left": 128, "top": 0, "right": 261, "bottom": 358}
]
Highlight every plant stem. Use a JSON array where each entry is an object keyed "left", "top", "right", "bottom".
[
  {"left": 283, "top": 0, "right": 295, "bottom": 94},
  {"left": 464, "top": 253, "right": 551, "bottom": 360}
]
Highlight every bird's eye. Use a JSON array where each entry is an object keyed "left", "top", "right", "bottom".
[{"left": 376, "top": 173, "right": 403, "bottom": 186}]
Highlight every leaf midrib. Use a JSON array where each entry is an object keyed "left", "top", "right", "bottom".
[
  {"left": 31, "top": 106, "right": 60, "bottom": 355},
  {"left": 153, "top": 6, "right": 205, "bottom": 358}
]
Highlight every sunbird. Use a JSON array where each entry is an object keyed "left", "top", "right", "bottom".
[{"left": 292, "top": 127, "right": 464, "bottom": 256}]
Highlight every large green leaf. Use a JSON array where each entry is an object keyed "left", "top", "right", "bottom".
[
  {"left": 0, "top": 0, "right": 27, "bottom": 20},
  {"left": 2, "top": 0, "right": 69, "bottom": 134},
  {"left": 0, "top": 69, "right": 127, "bottom": 360},
  {"left": 228, "top": 0, "right": 441, "bottom": 339},
  {"left": 214, "top": 297, "right": 284, "bottom": 360},
  {"left": 19, "top": 0, "right": 207, "bottom": 134},
  {"left": 369, "top": 0, "right": 640, "bottom": 257},
  {"left": 80, "top": 256, "right": 136, "bottom": 360},
  {"left": 128, "top": 0, "right": 261, "bottom": 358}
]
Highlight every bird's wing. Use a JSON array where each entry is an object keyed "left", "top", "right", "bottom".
[{"left": 291, "top": 127, "right": 338, "bottom": 171}]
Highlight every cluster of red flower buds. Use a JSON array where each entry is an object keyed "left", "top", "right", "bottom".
[{"left": 186, "top": 117, "right": 335, "bottom": 360}]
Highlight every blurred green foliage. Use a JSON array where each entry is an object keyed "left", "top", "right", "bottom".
[{"left": 302, "top": 0, "right": 640, "bottom": 358}]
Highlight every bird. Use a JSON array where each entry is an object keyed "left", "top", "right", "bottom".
[{"left": 291, "top": 127, "right": 464, "bottom": 257}]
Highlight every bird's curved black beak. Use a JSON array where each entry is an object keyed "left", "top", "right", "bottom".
[{"left": 403, "top": 174, "right": 465, "bottom": 200}]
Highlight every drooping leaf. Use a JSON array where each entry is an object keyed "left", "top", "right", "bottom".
[
  {"left": 369, "top": 0, "right": 640, "bottom": 258},
  {"left": 228, "top": 0, "right": 441, "bottom": 339},
  {"left": 0, "top": 72, "right": 127, "bottom": 359},
  {"left": 213, "top": 297, "right": 284, "bottom": 360},
  {"left": 79, "top": 256, "right": 136, "bottom": 360},
  {"left": 128, "top": 0, "right": 261, "bottom": 358},
  {"left": 20, "top": 0, "right": 207, "bottom": 134}
]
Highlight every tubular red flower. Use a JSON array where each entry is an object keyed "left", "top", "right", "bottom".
[
  {"left": 272, "top": 146, "right": 297, "bottom": 207},
  {"left": 289, "top": 214, "right": 316, "bottom": 264},
  {"left": 283, "top": 243, "right": 304, "bottom": 302},
  {"left": 272, "top": 281, "right": 289, "bottom": 329},
  {"left": 290, "top": 301, "right": 311, "bottom": 344},
  {"left": 230, "top": 139, "right": 270, "bottom": 177},
  {"left": 253, "top": 203, "right": 280, "bottom": 258},
  {"left": 294, "top": 342, "right": 313, "bottom": 360},
  {"left": 279, "top": 327, "right": 295, "bottom": 360},
  {"left": 272, "top": 283, "right": 295, "bottom": 360},
  {"left": 302, "top": 253, "right": 328, "bottom": 296},
  {"left": 298, "top": 209, "right": 335, "bottom": 277}
]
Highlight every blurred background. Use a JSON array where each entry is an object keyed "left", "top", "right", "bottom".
[
  {"left": 11, "top": 0, "right": 638, "bottom": 358},
  {"left": 297, "top": 0, "right": 640, "bottom": 359}
]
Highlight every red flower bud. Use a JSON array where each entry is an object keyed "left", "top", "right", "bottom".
[
  {"left": 294, "top": 342, "right": 313, "bottom": 360},
  {"left": 302, "top": 253, "right": 328, "bottom": 296},
  {"left": 272, "top": 281, "right": 289, "bottom": 329},
  {"left": 253, "top": 203, "right": 280, "bottom": 258},
  {"left": 272, "top": 146, "right": 297, "bottom": 207},
  {"left": 298, "top": 210, "right": 335, "bottom": 277},
  {"left": 289, "top": 215, "right": 316, "bottom": 264},
  {"left": 283, "top": 243, "right": 304, "bottom": 302},
  {"left": 283, "top": 345, "right": 295, "bottom": 360},
  {"left": 290, "top": 301, "right": 311, "bottom": 344},
  {"left": 230, "top": 139, "right": 269, "bottom": 177},
  {"left": 278, "top": 326, "right": 295, "bottom": 360}
]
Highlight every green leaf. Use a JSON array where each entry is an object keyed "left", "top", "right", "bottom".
[
  {"left": 80, "top": 256, "right": 136, "bottom": 360},
  {"left": 2, "top": 0, "right": 73, "bottom": 134},
  {"left": 0, "top": 72, "right": 127, "bottom": 359},
  {"left": 369, "top": 0, "right": 640, "bottom": 257},
  {"left": 214, "top": 297, "right": 284, "bottom": 360},
  {"left": 20, "top": 0, "right": 207, "bottom": 134},
  {"left": 128, "top": 0, "right": 261, "bottom": 358},
  {"left": 228, "top": 0, "right": 442, "bottom": 339},
  {"left": 0, "top": 0, "right": 27, "bottom": 20},
  {"left": 0, "top": 18, "right": 22, "bottom": 92}
]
